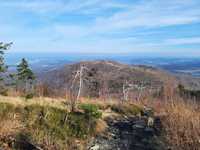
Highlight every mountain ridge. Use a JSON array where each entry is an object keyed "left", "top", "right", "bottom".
[{"left": 40, "top": 60, "right": 177, "bottom": 98}]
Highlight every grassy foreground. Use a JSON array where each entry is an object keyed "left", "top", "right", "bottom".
[
  {"left": 0, "top": 96, "right": 142, "bottom": 150},
  {"left": 0, "top": 97, "right": 99, "bottom": 149},
  {"left": 0, "top": 96, "right": 200, "bottom": 150}
]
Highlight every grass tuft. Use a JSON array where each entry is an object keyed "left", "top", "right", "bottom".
[{"left": 111, "top": 103, "right": 143, "bottom": 116}]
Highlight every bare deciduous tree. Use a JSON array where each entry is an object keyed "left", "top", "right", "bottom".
[
  {"left": 122, "top": 81, "right": 147, "bottom": 102},
  {"left": 123, "top": 81, "right": 131, "bottom": 101},
  {"left": 69, "top": 65, "right": 89, "bottom": 112}
]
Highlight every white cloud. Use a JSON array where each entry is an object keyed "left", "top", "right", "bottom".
[
  {"left": 48, "top": 0, "right": 200, "bottom": 40},
  {"left": 92, "top": 0, "right": 200, "bottom": 32},
  {"left": 0, "top": 0, "right": 200, "bottom": 54}
]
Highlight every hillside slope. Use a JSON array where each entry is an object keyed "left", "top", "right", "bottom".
[{"left": 41, "top": 60, "right": 176, "bottom": 98}]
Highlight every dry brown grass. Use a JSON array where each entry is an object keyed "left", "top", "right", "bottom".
[
  {"left": 95, "top": 119, "right": 108, "bottom": 135},
  {"left": 160, "top": 99, "right": 200, "bottom": 150},
  {"left": 79, "top": 97, "right": 118, "bottom": 107},
  {"left": 128, "top": 94, "right": 200, "bottom": 150},
  {"left": 0, "top": 119, "right": 22, "bottom": 138},
  {"left": 0, "top": 95, "right": 66, "bottom": 110},
  {"left": 0, "top": 116, "right": 24, "bottom": 150},
  {"left": 1, "top": 94, "right": 199, "bottom": 149}
]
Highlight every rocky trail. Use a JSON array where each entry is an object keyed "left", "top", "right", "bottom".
[{"left": 88, "top": 115, "right": 166, "bottom": 150}]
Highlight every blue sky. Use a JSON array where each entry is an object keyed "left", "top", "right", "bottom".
[{"left": 1, "top": 0, "right": 200, "bottom": 56}]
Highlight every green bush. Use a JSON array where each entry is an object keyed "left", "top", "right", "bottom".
[
  {"left": 67, "top": 112, "right": 93, "bottom": 138},
  {"left": 79, "top": 103, "right": 102, "bottom": 119},
  {"left": 25, "top": 93, "right": 34, "bottom": 100},
  {"left": 23, "top": 104, "right": 100, "bottom": 139},
  {"left": 23, "top": 105, "right": 67, "bottom": 132},
  {"left": 0, "top": 102, "right": 102, "bottom": 149}
]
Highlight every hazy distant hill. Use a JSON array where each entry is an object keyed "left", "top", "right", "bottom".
[{"left": 6, "top": 53, "right": 200, "bottom": 77}]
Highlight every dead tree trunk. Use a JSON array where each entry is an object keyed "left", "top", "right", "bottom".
[
  {"left": 77, "top": 66, "right": 84, "bottom": 100},
  {"left": 69, "top": 65, "right": 89, "bottom": 112}
]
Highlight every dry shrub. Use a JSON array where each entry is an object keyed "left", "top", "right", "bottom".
[
  {"left": 95, "top": 119, "right": 108, "bottom": 135},
  {"left": 3, "top": 88, "right": 22, "bottom": 97},
  {"left": 0, "top": 118, "right": 23, "bottom": 150},
  {"left": 135, "top": 87, "right": 200, "bottom": 150},
  {"left": 0, "top": 119, "right": 22, "bottom": 138},
  {"left": 162, "top": 99, "right": 200, "bottom": 150}
]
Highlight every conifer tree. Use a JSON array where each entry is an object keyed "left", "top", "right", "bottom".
[
  {"left": 0, "top": 42, "right": 12, "bottom": 75},
  {"left": 0, "top": 42, "right": 12, "bottom": 95},
  {"left": 17, "top": 58, "right": 35, "bottom": 94}
]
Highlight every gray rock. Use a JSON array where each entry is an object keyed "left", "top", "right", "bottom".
[
  {"left": 89, "top": 145, "right": 100, "bottom": 150},
  {"left": 88, "top": 116, "right": 166, "bottom": 150},
  {"left": 132, "top": 124, "right": 145, "bottom": 129}
]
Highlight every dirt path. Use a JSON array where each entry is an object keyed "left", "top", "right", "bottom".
[{"left": 88, "top": 116, "right": 166, "bottom": 150}]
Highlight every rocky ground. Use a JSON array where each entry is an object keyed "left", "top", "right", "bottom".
[{"left": 88, "top": 114, "right": 166, "bottom": 150}]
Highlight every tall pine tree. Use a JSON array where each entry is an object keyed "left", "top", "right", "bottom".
[{"left": 17, "top": 58, "right": 35, "bottom": 94}]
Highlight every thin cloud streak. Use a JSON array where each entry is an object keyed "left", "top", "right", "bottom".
[{"left": 165, "top": 37, "right": 200, "bottom": 45}]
